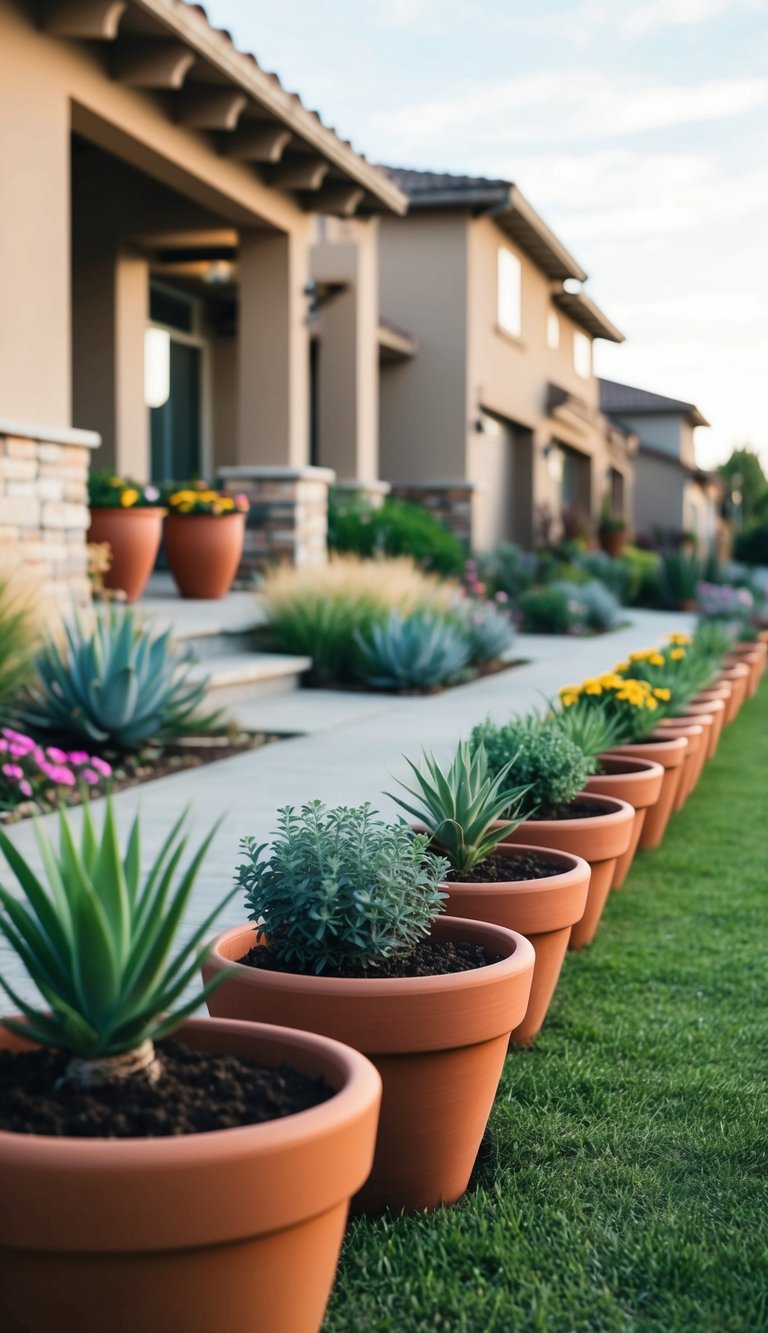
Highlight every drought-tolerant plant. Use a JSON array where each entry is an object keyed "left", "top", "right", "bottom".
[
  {"left": 88, "top": 468, "right": 162, "bottom": 509},
  {"left": 573, "top": 551, "right": 634, "bottom": 604},
  {"left": 262, "top": 555, "right": 458, "bottom": 685},
  {"left": 0, "top": 800, "right": 232, "bottom": 1083},
  {"left": 470, "top": 717, "right": 591, "bottom": 818},
  {"left": 20, "top": 606, "right": 215, "bottom": 752},
  {"left": 0, "top": 728, "right": 111, "bottom": 811},
  {"left": 617, "top": 628, "right": 729, "bottom": 710},
  {"left": 569, "top": 580, "right": 623, "bottom": 632},
  {"left": 163, "top": 479, "right": 249, "bottom": 516},
  {"left": 0, "top": 562, "right": 42, "bottom": 714},
  {"left": 236, "top": 802, "right": 449, "bottom": 975},
  {"left": 388, "top": 742, "right": 531, "bottom": 876},
  {"left": 328, "top": 491, "right": 465, "bottom": 578},
  {"left": 696, "top": 581, "right": 754, "bottom": 627},
  {"left": 356, "top": 611, "right": 470, "bottom": 690},
  {"left": 457, "top": 599, "right": 516, "bottom": 665},
  {"left": 657, "top": 549, "right": 702, "bottom": 609},
  {"left": 558, "top": 673, "right": 668, "bottom": 745},
  {"left": 467, "top": 545, "right": 537, "bottom": 602},
  {"left": 548, "top": 692, "right": 627, "bottom": 764},
  {"left": 517, "top": 586, "right": 576, "bottom": 635}
]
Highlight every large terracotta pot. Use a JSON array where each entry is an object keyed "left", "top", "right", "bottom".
[
  {"left": 0, "top": 1016, "right": 382, "bottom": 1333},
  {"left": 165, "top": 511, "right": 246, "bottom": 600},
  {"left": 497, "top": 794, "right": 634, "bottom": 951},
  {"left": 689, "top": 691, "right": 729, "bottom": 757},
  {"left": 598, "top": 528, "right": 627, "bottom": 558},
  {"left": 608, "top": 734, "right": 688, "bottom": 850},
  {"left": 87, "top": 506, "right": 166, "bottom": 603},
  {"left": 205, "top": 917, "right": 535, "bottom": 1215},
  {"left": 675, "top": 698, "right": 725, "bottom": 760},
  {"left": 726, "top": 642, "right": 766, "bottom": 697},
  {"left": 585, "top": 755, "right": 665, "bottom": 889},
  {"left": 437, "top": 845, "right": 590, "bottom": 1045},
  {"left": 650, "top": 721, "right": 705, "bottom": 807},
  {"left": 718, "top": 662, "right": 749, "bottom": 722}
]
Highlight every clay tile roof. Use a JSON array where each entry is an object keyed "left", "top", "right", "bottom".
[{"left": 599, "top": 379, "right": 709, "bottom": 428}]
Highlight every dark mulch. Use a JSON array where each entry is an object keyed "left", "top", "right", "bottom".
[
  {"left": 444, "top": 851, "right": 564, "bottom": 884},
  {"left": 0, "top": 1039, "right": 333, "bottom": 1138},
  {"left": 240, "top": 937, "right": 502, "bottom": 980}
]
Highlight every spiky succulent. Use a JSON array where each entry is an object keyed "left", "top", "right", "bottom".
[
  {"left": 458, "top": 601, "right": 516, "bottom": 666},
  {"left": 388, "top": 741, "right": 531, "bottom": 875},
  {"left": 20, "top": 606, "right": 216, "bottom": 751},
  {"left": 355, "top": 611, "right": 470, "bottom": 690},
  {"left": 0, "top": 800, "right": 232, "bottom": 1074}
]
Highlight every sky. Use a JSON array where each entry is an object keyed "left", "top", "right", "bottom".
[{"left": 205, "top": 0, "right": 768, "bottom": 471}]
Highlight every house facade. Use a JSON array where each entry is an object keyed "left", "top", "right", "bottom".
[
  {"left": 599, "top": 379, "right": 722, "bottom": 555},
  {"left": 370, "top": 171, "right": 632, "bottom": 551},
  {"left": 0, "top": 0, "right": 405, "bottom": 595}
]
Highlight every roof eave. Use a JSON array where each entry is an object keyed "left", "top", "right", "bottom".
[{"left": 554, "top": 291, "right": 624, "bottom": 343}]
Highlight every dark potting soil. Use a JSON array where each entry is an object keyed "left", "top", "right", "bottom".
[
  {"left": 534, "top": 799, "right": 608, "bottom": 821},
  {"left": 240, "top": 936, "right": 502, "bottom": 980},
  {"left": 0, "top": 1039, "right": 333, "bottom": 1138},
  {"left": 445, "top": 851, "right": 564, "bottom": 884}
]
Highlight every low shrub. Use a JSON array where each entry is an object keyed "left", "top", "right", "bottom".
[
  {"left": 552, "top": 579, "right": 622, "bottom": 632},
  {"left": 236, "top": 802, "right": 449, "bottom": 975},
  {"left": 355, "top": 612, "right": 470, "bottom": 690},
  {"left": 262, "top": 555, "right": 457, "bottom": 686},
  {"left": 620, "top": 545, "right": 661, "bottom": 606},
  {"left": 517, "top": 586, "right": 576, "bottom": 635},
  {"left": 573, "top": 551, "right": 634, "bottom": 604},
  {"left": 328, "top": 492, "right": 465, "bottom": 578},
  {"left": 457, "top": 600, "right": 516, "bottom": 665},
  {"left": 469, "top": 545, "right": 537, "bottom": 601},
  {"left": 470, "top": 717, "right": 591, "bottom": 818}
]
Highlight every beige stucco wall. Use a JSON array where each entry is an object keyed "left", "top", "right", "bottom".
[{"left": 634, "top": 451, "right": 687, "bottom": 539}]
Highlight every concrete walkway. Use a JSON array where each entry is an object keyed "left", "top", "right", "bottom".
[{"left": 0, "top": 608, "right": 694, "bottom": 1000}]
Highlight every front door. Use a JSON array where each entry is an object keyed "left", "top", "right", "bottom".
[{"left": 150, "top": 339, "right": 202, "bottom": 482}]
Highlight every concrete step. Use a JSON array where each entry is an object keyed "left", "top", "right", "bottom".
[{"left": 188, "top": 651, "right": 312, "bottom": 711}]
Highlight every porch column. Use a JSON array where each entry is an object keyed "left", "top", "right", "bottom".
[
  {"left": 238, "top": 224, "right": 311, "bottom": 468},
  {"left": 311, "top": 219, "right": 379, "bottom": 485}
]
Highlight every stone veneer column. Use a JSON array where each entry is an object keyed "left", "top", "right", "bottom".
[
  {"left": 217, "top": 465, "right": 336, "bottom": 578},
  {"left": 388, "top": 481, "right": 475, "bottom": 544},
  {"left": 0, "top": 419, "right": 101, "bottom": 604}
]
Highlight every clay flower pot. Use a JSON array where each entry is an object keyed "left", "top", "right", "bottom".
[
  {"left": 650, "top": 721, "right": 705, "bottom": 808},
  {"left": 0, "top": 1016, "right": 382, "bottom": 1333},
  {"left": 718, "top": 662, "right": 750, "bottom": 722},
  {"left": 438, "top": 845, "right": 590, "bottom": 1045},
  {"left": 726, "top": 641, "right": 766, "bottom": 697},
  {"left": 87, "top": 506, "right": 166, "bottom": 603},
  {"left": 608, "top": 734, "right": 688, "bottom": 851},
  {"left": 165, "top": 511, "right": 246, "bottom": 599},
  {"left": 204, "top": 916, "right": 535, "bottom": 1215},
  {"left": 677, "top": 698, "right": 725, "bottom": 760},
  {"left": 585, "top": 755, "right": 665, "bottom": 889},
  {"left": 497, "top": 794, "right": 634, "bottom": 951},
  {"left": 598, "top": 528, "right": 627, "bottom": 558}
]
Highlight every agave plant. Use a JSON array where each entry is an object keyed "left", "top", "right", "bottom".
[
  {"left": 0, "top": 799, "right": 233, "bottom": 1085},
  {"left": 355, "top": 611, "right": 470, "bottom": 690},
  {"left": 458, "top": 601, "right": 516, "bottom": 666},
  {"left": 20, "top": 605, "right": 217, "bottom": 751},
  {"left": 388, "top": 741, "right": 531, "bottom": 876}
]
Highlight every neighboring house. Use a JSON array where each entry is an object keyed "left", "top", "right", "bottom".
[
  {"left": 369, "top": 170, "right": 631, "bottom": 550},
  {"left": 0, "top": 0, "right": 405, "bottom": 594},
  {"left": 599, "top": 379, "right": 722, "bottom": 555}
]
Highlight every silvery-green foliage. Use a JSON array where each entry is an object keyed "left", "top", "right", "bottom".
[
  {"left": 236, "top": 802, "right": 449, "bottom": 974},
  {"left": 470, "top": 715, "right": 591, "bottom": 817},
  {"left": 21, "top": 606, "right": 216, "bottom": 751},
  {"left": 553, "top": 579, "right": 621, "bottom": 631},
  {"left": 389, "top": 741, "right": 531, "bottom": 875},
  {"left": 0, "top": 800, "right": 231, "bottom": 1058},
  {"left": 355, "top": 612, "right": 470, "bottom": 689},
  {"left": 459, "top": 601, "right": 516, "bottom": 665},
  {"left": 573, "top": 552, "right": 633, "bottom": 604}
]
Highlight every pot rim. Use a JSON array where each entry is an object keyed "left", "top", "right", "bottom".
[
  {"left": 165, "top": 509, "right": 246, "bottom": 521},
  {"left": 591, "top": 754, "right": 665, "bottom": 780},
  {"left": 503, "top": 791, "right": 635, "bottom": 834},
  {"left": 88, "top": 505, "right": 168, "bottom": 517},
  {"left": 439, "top": 843, "right": 590, "bottom": 896}
]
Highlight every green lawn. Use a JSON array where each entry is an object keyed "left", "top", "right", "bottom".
[{"left": 325, "top": 680, "right": 768, "bottom": 1332}]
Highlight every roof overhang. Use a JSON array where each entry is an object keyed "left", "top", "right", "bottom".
[
  {"left": 378, "top": 318, "right": 418, "bottom": 363},
  {"left": 554, "top": 290, "right": 624, "bottom": 343},
  {"left": 39, "top": 0, "right": 408, "bottom": 217}
]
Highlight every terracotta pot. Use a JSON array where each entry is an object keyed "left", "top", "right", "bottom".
[
  {"left": 87, "top": 507, "right": 166, "bottom": 603},
  {"left": 205, "top": 916, "right": 534, "bottom": 1215},
  {"left": 437, "top": 845, "right": 590, "bottom": 1045},
  {"left": 650, "top": 721, "right": 705, "bottom": 807},
  {"left": 726, "top": 642, "right": 766, "bottom": 698},
  {"left": 598, "top": 528, "right": 627, "bottom": 558},
  {"left": 608, "top": 735, "right": 688, "bottom": 850},
  {"left": 496, "top": 794, "right": 634, "bottom": 951},
  {"left": 691, "top": 689, "right": 729, "bottom": 756},
  {"left": 718, "top": 662, "right": 749, "bottom": 722},
  {"left": 584, "top": 755, "right": 665, "bottom": 889},
  {"left": 677, "top": 698, "right": 725, "bottom": 760},
  {"left": 165, "top": 511, "right": 245, "bottom": 599},
  {"left": 0, "top": 1016, "right": 382, "bottom": 1333}
]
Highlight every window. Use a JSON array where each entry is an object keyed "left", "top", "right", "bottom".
[
  {"left": 497, "top": 248, "right": 522, "bottom": 337},
  {"left": 573, "top": 330, "right": 591, "bottom": 378},
  {"left": 547, "top": 311, "right": 560, "bottom": 349}
]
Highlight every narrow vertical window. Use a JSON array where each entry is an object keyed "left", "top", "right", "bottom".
[
  {"left": 573, "top": 330, "right": 591, "bottom": 378},
  {"left": 547, "top": 311, "right": 560, "bottom": 349},
  {"left": 497, "top": 248, "right": 522, "bottom": 336}
]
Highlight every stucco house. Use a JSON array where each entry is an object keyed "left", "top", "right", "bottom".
[
  {"left": 0, "top": 0, "right": 406, "bottom": 595},
  {"left": 599, "top": 379, "right": 722, "bottom": 555},
  {"left": 369, "top": 170, "right": 633, "bottom": 550}
]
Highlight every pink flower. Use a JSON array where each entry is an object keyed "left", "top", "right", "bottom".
[
  {"left": 495, "top": 591, "right": 509, "bottom": 604},
  {"left": 9, "top": 743, "right": 30, "bottom": 758},
  {"left": 67, "top": 751, "right": 91, "bottom": 765},
  {"left": 2, "top": 728, "right": 29, "bottom": 745},
  {"left": 48, "top": 765, "right": 76, "bottom": 787},
  {"left": 19, "top": 780, "right": 32, "bottom": 798},
  {"left": 90, "top": 757, "right": 112, "bottom": 778},
  {"left": 0, "top": 741, "right": 7, "bottom": 753},
  {"left": 2, "top": 763, "right": 24, "bottom": 780},
  {"left": 46, "top": 747, "right": 68, "bottom": 763},
  {"left": 80, "top": 768, "right": 100, "bottom": 785},
  {"left": 144, "top": 485, "right": 160, "bottom": 502}
]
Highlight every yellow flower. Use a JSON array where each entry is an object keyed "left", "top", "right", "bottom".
[
  {"left": 583, "top": 680, "right": 603, "bottom": 696},
  {"left": 645, "top": 696, "right": 658, "bottom": 709},
  {"left": 614, "top": 661, "right": 630, "bottom": 674},
  {"left": 670, "top": 648, "right": 686, "bottom": 660},
  {"left": 654, "top": 687, "right": 671, "bottom": 701},
  {"left": 648, "top": 653, "right": 665, "bottom": 667},
  {"left": 559, "top": 685, "right": 580, "bottom": 697},
  {"left": 668, "top": 632, "right": 692, "bottom": 645},
  {"left": 120, "top": 487, "right": 140, "bottom": 507},
  {"left": 561, "top": 692, "right": 579, "bottom": 708}
]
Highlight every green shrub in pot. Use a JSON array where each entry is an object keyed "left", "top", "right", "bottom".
[{"left": 470, "top": 716, "right": 591, "bottom": 818}]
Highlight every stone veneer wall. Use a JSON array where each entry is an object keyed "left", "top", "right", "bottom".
[
  {"left": 0, "top": 421, "right": 101, "bottom": 604},
  {"left": 217, "top": 466, "right": 336, "bottom": 578},
  {"left": 388, "top": 481, "right": 475, "bottom": 544}
]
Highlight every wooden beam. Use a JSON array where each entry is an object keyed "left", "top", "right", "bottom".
[
  {"left": 114, "top": 41, "right": 196, "bottom": 89},
  {"left": 176, "top": 89, "right": 248, "bottom": 131},
  {"left": 267, "top": 156, "right": 330, "bottom": 191},
  {"left": 223, "top": 125, "right": 293, "bottom": 163},
  {"left": 309, "top": 184, "right": 365, "bottom": 217},
  {"left": 43, "top": 0, "right": 126, "bottom": 39}
]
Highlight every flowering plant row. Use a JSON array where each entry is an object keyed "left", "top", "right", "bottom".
[
  {"left": 88, "top": 469, "right": 162, "bottom": 510},
  {"left": 0, "top": 727, "right": 111, "bottom": 812},
  {"left": 166, "top": 483, "right": 249, "bottom": 517},
  {"left": 89, "top": 470, "right": 249, "bottom": 517}
]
